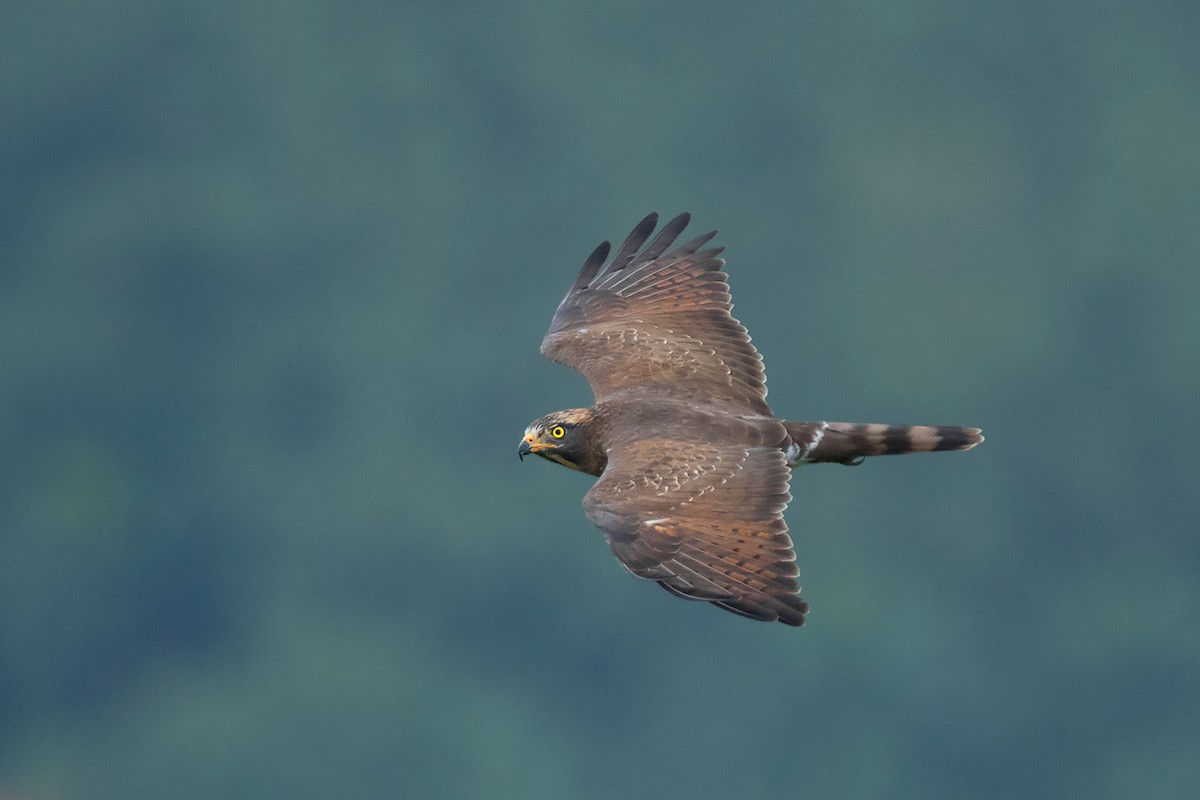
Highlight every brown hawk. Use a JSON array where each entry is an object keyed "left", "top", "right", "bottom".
[{"left": 519, "top": 212, "right": 983, "bottom": 626}]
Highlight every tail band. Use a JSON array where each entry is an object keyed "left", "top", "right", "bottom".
[{"left": 784, "top": 421, "right": 983, "bottom": 466}]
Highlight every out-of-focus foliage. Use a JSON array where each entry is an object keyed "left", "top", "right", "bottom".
[{"left": 2, "top": 1, "right": 1198, "bottom": 798}]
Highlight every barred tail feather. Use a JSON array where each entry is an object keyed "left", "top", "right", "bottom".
[{"left": 784, "top": 420, "right": 984, "bottom": 466}]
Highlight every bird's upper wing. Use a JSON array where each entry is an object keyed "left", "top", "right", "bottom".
[
  {"left": 540, "top": 212, "right": 771, "bottom": 415},
  {"left": 582, "top": 434, "right": 808, "bottom": 625}
]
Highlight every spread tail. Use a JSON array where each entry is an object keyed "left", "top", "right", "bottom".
[{"left": 784, "top": 420, "right": 984, "bottom": 466}]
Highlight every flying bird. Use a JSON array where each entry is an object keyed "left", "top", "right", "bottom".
[{"left": 519, "top": 213, "right": 982, "bottom": 626}]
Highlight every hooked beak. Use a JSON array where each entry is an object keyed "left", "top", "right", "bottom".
[{"left": 518, "top": 439, "right": 533, "bottom": 460}]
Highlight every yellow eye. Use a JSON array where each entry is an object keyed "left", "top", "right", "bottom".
[{"left": 550, "top": 425, "right": 566, "bottom": 439}]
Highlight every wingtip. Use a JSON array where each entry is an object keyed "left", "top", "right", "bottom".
[
  {"left": 606, "top": 213, "right": 662, "bottom": 273},
  {"left": 571, "top": 239, "right": 612, "bottom": 291},
  {"left": 775, "top": 597, "right": 810, "bottom": 627}
]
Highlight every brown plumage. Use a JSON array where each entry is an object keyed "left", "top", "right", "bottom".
[{"left": 520, "top": 213, "right": 983, "bottom": 626}]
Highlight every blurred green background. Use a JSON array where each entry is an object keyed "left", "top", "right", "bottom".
[{"left": 3, "top": 1, "right": 1198, "bottom": 798}]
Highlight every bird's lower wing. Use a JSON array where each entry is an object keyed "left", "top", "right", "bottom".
[{"left": 582, "top": 438, "right": 809, "bottom": 626}]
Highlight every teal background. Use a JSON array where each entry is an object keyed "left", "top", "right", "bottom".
[{"left": 3, "top": 2, "right": 1198, "bottom": 798}]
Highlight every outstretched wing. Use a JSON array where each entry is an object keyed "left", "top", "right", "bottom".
[
  {"left": 582, "top": 436, "right": 808, "bottom": 626},
  {"left": 541, "top": 212, "right": 772, "bottom": 415}
]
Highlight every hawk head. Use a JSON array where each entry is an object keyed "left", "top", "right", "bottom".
[{"left": 518, "top": 408, "right": 606, "bottom": 476}]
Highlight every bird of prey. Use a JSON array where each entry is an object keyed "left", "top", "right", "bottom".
[{"left": 519, "top": 212, "right": 982, "bottom": 626}]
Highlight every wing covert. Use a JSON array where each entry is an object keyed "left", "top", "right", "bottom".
[{"left": 582, "top": 437, "right": 808, "bottom": 626}]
